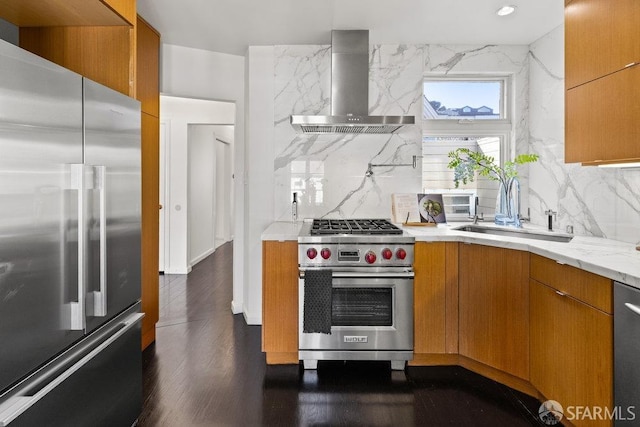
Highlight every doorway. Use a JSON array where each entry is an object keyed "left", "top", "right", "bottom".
[
  {"left": 186, "top": 125, "right": 233, "bottom": 266},
  {"left": 158, "top": 95, "right": 235, "bottom": 274}
]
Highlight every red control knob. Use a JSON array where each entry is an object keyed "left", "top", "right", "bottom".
[
  {"left": 365, "top": 251, "right": 377, "bottom": 264},
  {"left": 321, "top": 248, "right": 332, "bottom": 259},
  {"left": 307, "top": 248, "right": 318, "bottom": 259},
  {"left": 381, "top": 248, "right": 393, "bottom": 260},
  {"left": 396, "top": 248, "right": 407, "bottom": 260}
]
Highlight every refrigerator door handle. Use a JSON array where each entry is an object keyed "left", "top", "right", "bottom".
[
  {"left": 68, "top": 164, "right": 86, "bottom": 331},
  {"left": 0, "top": 312, "right": 144, "bottom": 427},
  {"left": 91, "top": 165, "right": 107, "bottom": 317}
]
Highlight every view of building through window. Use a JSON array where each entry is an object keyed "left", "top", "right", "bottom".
[{"left": 423, "top": 80, "right": 503, "bottom": 120}]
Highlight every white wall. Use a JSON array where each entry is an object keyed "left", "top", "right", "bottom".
[
  {"left": 188, "top": 125, "right": 217, "bottom": 266},
  {"left": 161, "top": 44, "right": 246, "bottom": 313},
  {"left": 160, "top": 96, "right": 235, "bottom": 274},
  {"left": 243, "top": 46, "right": 275, "bottom": 324}
]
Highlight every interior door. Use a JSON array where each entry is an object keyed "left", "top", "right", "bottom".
[
  {"left": 82, "top": 79, "right": 141, "bottom": 333},
  {"left": 0, "top": 40, "right": 84, "bottom": 392}
]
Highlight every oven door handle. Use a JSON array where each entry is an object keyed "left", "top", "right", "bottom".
[{"left": 299, "top": 271, "right": 415, "bottom": 279}]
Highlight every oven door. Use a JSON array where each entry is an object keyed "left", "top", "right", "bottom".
[{"left": 298, "top": 271, "right": 414, "bottom": 352}]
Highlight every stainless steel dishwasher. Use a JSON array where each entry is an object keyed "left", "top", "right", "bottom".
[{"left": 614, "top": 281, "right": 640, "bottom": 425}]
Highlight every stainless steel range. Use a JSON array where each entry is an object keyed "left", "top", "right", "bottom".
[{"left": 298, "top": 219, "right": 415, "bottom": 370}]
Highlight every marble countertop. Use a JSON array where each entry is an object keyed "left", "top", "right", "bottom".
[{"left": 261, "top": 220, "right": 640, "bottom": 288}]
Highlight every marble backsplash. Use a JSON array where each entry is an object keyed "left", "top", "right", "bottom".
[
  {"left": 270, "top": 34, "right": 639, "bottom": 244},
  {"left": 528, "top": 25, "right": 640, "bottom": 244},
  {"left": 273, "top": 44, "right": 423, "bottom": 220},
  {"left": 272, "top": 43, "right": 530, "bottom": 222}
]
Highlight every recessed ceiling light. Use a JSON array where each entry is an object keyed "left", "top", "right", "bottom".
[{"left": 496, "top": 5, "right": 517, "bottom": 16}]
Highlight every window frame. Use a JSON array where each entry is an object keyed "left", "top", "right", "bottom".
[
  {"left": 422, "top": 74, "right": 513, "bottom": 134},
  {"left": 421, "top": 74, "right": 516, "bottom": 220}
]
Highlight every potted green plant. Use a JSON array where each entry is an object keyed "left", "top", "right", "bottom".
[{"left": 447, "top": 148, "right": 538, "bottom": 225}]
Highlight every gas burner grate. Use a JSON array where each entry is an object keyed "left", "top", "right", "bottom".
[{"left": 310, "top": 219, "right": 403, "bottom": 235}]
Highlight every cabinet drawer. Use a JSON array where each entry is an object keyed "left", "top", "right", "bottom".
[{"left": 530, "top": 254, "right": 612, "bottom": 313}]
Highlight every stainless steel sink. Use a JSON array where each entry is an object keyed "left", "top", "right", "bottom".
[{"left": 454, "top": 225, "right": 574, "bottom": 243}]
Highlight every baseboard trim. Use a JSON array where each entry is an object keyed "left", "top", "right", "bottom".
[
  {"left": 242, "top": 310, "right": 261, "bottom": 325},
  {"left": 409, "top": 353, "right": 459, "bottom": 366},
  {"left": 231, "top": 300, "right": 243, "bottom": 314},
  {"left": 407, "top": 353, "right": 540, "bottom": 399},
  {"left": 189, "top": 248, "right": 215, "bottom": 268}
]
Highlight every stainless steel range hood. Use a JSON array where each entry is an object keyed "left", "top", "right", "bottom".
[{"left": 290, "top": 30, "right": 415, "bottom": 134}]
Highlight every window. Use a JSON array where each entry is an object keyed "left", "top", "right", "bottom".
[
  {"left": 422, "top": 136, "right": 503, "bottom": 220},
  {"left": 422, "top": 76, "right": 513, "bottom": 220},
  {"left": 423, "top": 78, "right": 506, "bottom": 121}
]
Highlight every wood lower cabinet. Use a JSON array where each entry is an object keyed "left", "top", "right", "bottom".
[
  {"left": 458, "top": 244, "right": 529, "bottom": 380},
  {"left": 412, "top": 242, "right": 459, "bottom": 363},
  {"left": 530, "top": 280, "right": 613, "bottom": 427},
  {"left": 262, "top": 241, "right": 299, "bottom": 364},
  {"left": 530, "top": 254, "right": 613, "bottom": 427}
]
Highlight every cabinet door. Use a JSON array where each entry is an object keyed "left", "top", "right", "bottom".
[
  {"left": 414, "top": 242, "right": 446, "bottom": 354},
  {"left": 459, "top": 244, "right": 529, "bottom": 380},
  {"left": 141, "top": 113, "right": 160, "bottom": 350},
  {"left": 20, "top": 25, "right": 134, "bottom": 96},
  {"left": 565, "top": 64, "right": 640, "bottom": 164},
  {"left": 565, "top": 0, "right": 640, "bottom": 89},
  {"left": 530, "top": 280, "right": 613, "bottom": 427},
  {"left": 262, "top": 241, "right": 298, "bottom": 364}
]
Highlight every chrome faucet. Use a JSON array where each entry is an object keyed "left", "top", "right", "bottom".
[
  {"left": 544, "top": 209, "right": 557, "bottom": 231},
  {"left": 471, "top": 196, "right": 483, "bottom": 224},
  {"left": 512, "top": 177, "right": 522, "bottom": 228}
]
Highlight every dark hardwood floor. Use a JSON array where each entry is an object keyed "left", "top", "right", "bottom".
[{"left": 138, "top": 242, "right": 549, "bottom": 426}]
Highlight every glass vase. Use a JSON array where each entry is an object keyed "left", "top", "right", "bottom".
[{"left": 494, "top": 177, "right": 520, "bottom": 226}]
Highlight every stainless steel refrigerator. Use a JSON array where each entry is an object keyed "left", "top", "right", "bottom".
[{"left": 0, "top": 39, "right": 143, "bottom": 426}]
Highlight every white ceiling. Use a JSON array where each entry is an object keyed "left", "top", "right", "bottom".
[{"left": 137, "top": 0, "right": 563, "bottom": 57}]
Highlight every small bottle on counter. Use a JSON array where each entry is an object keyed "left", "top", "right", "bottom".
[{"left": 292, "top": 192, "right": 298, "bottom": 223}]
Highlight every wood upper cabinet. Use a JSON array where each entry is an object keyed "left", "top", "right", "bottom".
[
  {"left": 101, "top": 0, "right": 136, "bottom": 25},
  {"left": 530, "top": 255, "right": 613, "bottom": 426},
  {"left": 412, "top": 242, "right": 458, "bottom": 360},
  {"left": 565, "top": 64, "right": 640, "bottom": 164},
  {"left": 0, "top": 0, "right": 134, "bottom": 26},
  {"left": 564, "top": 0, "right": 640, "bottom": 164},
  {"left": 136, "top": 16, "right": 160, "bottom": 117},
  {"left": 20, "top": 25, "right": 135, "bottom": 97},
  {"left": 565, "top": 0, "right": 640, "bottom": 90},
  {"left": 262, "top": 241, "right": 299, "bottom": 364},
  {"left": 458, "top": 244, "right": 529, "bottom": 380}
]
